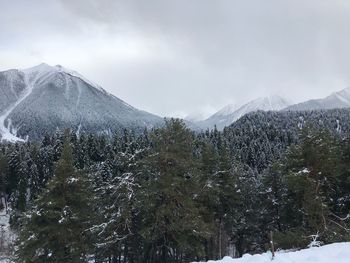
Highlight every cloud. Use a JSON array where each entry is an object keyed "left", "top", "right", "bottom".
[{"left": 1, "top": 0, "right": 350, "bottom": 117}]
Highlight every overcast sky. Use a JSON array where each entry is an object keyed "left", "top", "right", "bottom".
[{"left": 1, "top": 0, "right": 350, "bottom": 118}]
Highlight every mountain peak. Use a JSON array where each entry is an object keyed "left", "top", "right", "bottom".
[
  {"left": 19, "top": 63, "right": 108, "bottom": 93},
  {"left": 22, "top": 63, "right": 75, "bottom": 75},
  {"left": 253, "top": 95, "right": 293, "bottom": 111},
  {"left": 214, "top": 95, "right": 291, "bottom": 118},
  {"left": 197, "top": 94, "right": 292, "bottom": 130},
  {"left": 0, "top": 64, "right": 162, "bottom": 141},
  {"left": 22, "top": 63, "right": 57, "bottom": 74},
  {"left": 214, "top": 103, "right": 240, "bottom": 117},
  {"left": 335, "top": 86, "right": 350, "bottom": 96},
  {"left": 286, "top": 86, "right": 350, "bottom": 111}
]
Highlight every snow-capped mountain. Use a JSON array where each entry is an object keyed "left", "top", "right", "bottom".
[
  {"left": 0, "top": 63, "right": 162, "bottom": 141},
  {"left": 197, "top": 95, "right": 292, "bottom": 130},
  {"left": 285, "top": 87, "right": 350, "bottom": 111},
  {"left": 195, "top": 87, "right": 350, "bottom": 130}
]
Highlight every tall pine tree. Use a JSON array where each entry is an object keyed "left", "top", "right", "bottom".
[{"left": 16, "top": 139, "right": 92, "bottom": 262}]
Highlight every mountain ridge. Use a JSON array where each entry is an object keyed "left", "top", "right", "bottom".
[
  {"left": 193, "top": 86, "right": 350, "bottom": 130},
  {"left": 196, "top": 95, "right": 292, "bottom": 130},
  {"left": 285, "top": 87, "right": 350, "bottom": 111},
  {"left": 3, "top": 63, "right": 350, "bottom": 140},
  {"left": 0, "top": 63, "right": 162, "bottom": 141}
]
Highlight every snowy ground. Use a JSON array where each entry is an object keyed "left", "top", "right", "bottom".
[
  {"left": 192, "top": 242, "right": 350, "bottom": 263},
  {"left": 0, "top": 206, "right": 15, "bottom": 263}
]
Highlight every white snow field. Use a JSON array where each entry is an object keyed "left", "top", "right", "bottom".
[{"left": 192, "top": 242, "right": 350, "bottom": 263}]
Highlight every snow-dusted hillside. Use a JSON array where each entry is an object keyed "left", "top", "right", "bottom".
[
  {"left": 285, "top": 87, "right": 350, "bottom": 111},
  {"left": 0, "top": 63, "right": 162, "bottom": 141},
  {"left": 192, "top": 242, "right": 350, "bottom": 263},
  {"left": 198, "top": 95, "right": 292, "bottom": 130}
]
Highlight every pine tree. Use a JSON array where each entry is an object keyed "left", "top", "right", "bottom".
[
  {"left": 0, "top": 153, "right": 9, "bottom": 211},
  {"left": 16, "top": 140, "right": 92, "bottom": 263},
  {"left": 197, "top": 141, "right": 219, "bottom": 260},
  {"left": 90, "top": 136, "right": 143, "bottom": 262},
  {"left": 139, "top": 119, "right": 211, "bottom": 262},
  {"left": 211, "top": 140, "right": 240, "bottom": 259},
  {"left": 267, "top": 126, "right": 348, "bottom": 248}
]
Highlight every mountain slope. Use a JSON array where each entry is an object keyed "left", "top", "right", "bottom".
[
  {"left": 0, "top": 63, "right": 162, "bottom": 141},
  {"left": 198, "top": 95, "right": 292, "bottom": 130},
  {"left": 285, "top": 87, "right": 350, "bottom": 111},
  {"left": 222, "top": 108, "right": 350, "bottom": 172}
]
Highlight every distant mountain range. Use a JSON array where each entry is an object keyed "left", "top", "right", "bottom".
[
  {"left": 1, "top": 63, "right": 350, "bottom": 141},
  {"left": 195, "top": 95, "right": 293, "bottom": 130},
  {"left": 194, "top": 87, "right": 350, "bottom": 130},
  {"left": 284, "top": 87, "right": 350, "bottom": 111},
  {"left": 0, "top": 63, "right": 162, "bottom": 141}
]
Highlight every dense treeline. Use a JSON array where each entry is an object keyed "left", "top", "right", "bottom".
[
  {"left": 224, "top": 109, "right": 350, "bottom": 172},
  {"left": 263, "top": 127, "right": 350, "bottom": 247},
  {"left": 0, "top": 115, "right": 350, "bottom": 262}
]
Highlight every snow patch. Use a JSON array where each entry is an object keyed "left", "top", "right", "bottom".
[
  {"left": 336, "top": 120, "right": 341, "bottom": 133},
  {"left": 0, "top": 71, "right": 38, "bottom": 142},
  {"left": 192, "top": 242, "right": 350, "bottom": 263},
  {"left": 55, "top": 65, "right": 105, "bottom": 93}
]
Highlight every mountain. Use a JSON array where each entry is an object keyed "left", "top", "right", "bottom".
[
  {"left": 194, "top": 87, "right": 350, "bottom": 130},
  {"left": 285, "top": 87, "right": 350, "bottom": 111},
  {"left": 0, "top": 63, "right": 162, "bottom": 141},
  {"left": 197, "top": 95, "right": 292, "bottom": 130}
]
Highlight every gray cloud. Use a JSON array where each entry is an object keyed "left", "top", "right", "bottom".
[{"left": 1, "top": 0, "right": 350, "bottom": 118}]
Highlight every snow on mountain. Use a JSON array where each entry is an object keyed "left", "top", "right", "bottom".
[
  {"left": 197, "top": 95, "right": 292, "bottom": 130},
  {"left": 215, "top": 103, "right": 241, "bottom": 117},
  {"left": 194, "top": 86, "right": 350, "bottom": 130},
  {"left": 192, "top": 242, "right": 350, "bottom": 263},
  {"left": 184, "top": 112, "right": 208, "bottom": 122},
  {"left": 285, "top": 87, "right": 350, "bottom": 111},
  {"left": 0, "top": 63, "right": 162, "bottom": 141}
]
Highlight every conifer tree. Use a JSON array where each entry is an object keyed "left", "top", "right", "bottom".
[
  {"left": 267, "top": 127, "right": 348, "bottom": 248},
  {"left": 0, "top": 153, "right": 9, "bottom": 210},
  {"left": 16, "top": 140, "right": 92, "bottom": 263},
  {"left": 140, "top": 119, "right": 211, "bottom": 262},
  {"left": 90, "top": 135, "right": 143, "bottom": 262}
]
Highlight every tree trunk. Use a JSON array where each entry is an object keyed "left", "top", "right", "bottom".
[{"left": 270, "top": 231, "right": 275, "bottom": 259}]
